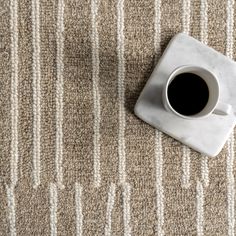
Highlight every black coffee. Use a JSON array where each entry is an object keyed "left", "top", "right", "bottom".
[{"left": 167, "top": 73, "right": 209, "bottom": 116}]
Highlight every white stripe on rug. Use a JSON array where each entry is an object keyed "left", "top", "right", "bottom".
[
  {"left": 182, "top": 0, "right": 191, "bottom": 34},
  {"left": 200, "top": 0, "right": 209, "bottom": 189},
  {"left": 56, "top": 0, "right": 65, "bottom": 189},
  {"left": 75, "top": 183, "right": 83, "bottom": 236},
  {"left": 182, "top": 0, "right": 191, "bottom": 189},
  {"left": 117, "top": 0, "right": 126, "bottom": 185},
  {"left": 32, "top": 0, "right": 41, "bottom": 189},
  {"left": 197, "top": 181, "right": 204, "bottom": 236},
  {"left": 91, "top": 0, "right": 101, "bottom": 188},
  {"left": 10, "top": 0, "right": 19, "bottom": 187},
  {"left": 226, "top": 1, "right": 235, "bottom": 235},
  {"left": 7, "top": 186, "right": 16, "bottom": 236},
  {"left": 123, "top": 183, "right": 131, "bottom": 236},
  {"left": 182, "top": 146, "right": 191, "bottom": 188},
  {"left": 226, "top": 0, "right": 234, "bottom": 59},
  {"left": 227, "top": 134, "right": 235, "bottom": 236},
  {"left": 50, "top": 183, "right": 58, "bottom": 236},
  {"left": 155, "top": 131, "right": 164, "bottom": 236},
  {"left": 105, "top": 183, "right": 116, "bottom": 236},
  {"left": 117, "top": 0, "right": 126, "bottom": 184},
  {"left": 201, "top": 156, "right": 209, "bottom": 187},
  {"left": 154, "top": 0, "right": 161, "bottom": 61},
  {"left": 200, "top": 0, "right": 208, "bottom": 45},
  {"left": 154, "top": 1, "right": 164, "bottom": 235}
]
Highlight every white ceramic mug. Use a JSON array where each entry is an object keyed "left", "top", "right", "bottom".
[{"left": 162, "top": 65, "right": 232, "bottom": 119}]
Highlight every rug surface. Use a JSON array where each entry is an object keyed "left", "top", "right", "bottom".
[{"left": 0, "top": 0, "right": 236, "bottom": 235}]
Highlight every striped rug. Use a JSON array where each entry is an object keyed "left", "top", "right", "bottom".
[{"left": 0, "top": 0, "right": 235, "bottom": 235}]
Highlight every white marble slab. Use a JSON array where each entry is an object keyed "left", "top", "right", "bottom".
[{"left": 134, "top": 33, "right": 236, "bottom": 157}]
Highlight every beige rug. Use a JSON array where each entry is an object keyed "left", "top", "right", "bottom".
[{"left": 0, "top": 0, "right": 235, "bottom": 235}]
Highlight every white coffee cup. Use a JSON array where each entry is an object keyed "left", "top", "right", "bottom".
[{"left": 162, "top": 65, "right": 232, "bottom": 119}]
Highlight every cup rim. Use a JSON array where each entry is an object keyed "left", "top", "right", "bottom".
[{"left": 163, "top": 65, "right": 220, "bottom": 119}]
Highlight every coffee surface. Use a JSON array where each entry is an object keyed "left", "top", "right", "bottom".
[{"left": 167, "top": 73, "right": 209, "bottom": 116}]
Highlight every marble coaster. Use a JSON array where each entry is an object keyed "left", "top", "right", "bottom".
[{"left": 134, "top": 33, "right": 236, "bottom": 157}]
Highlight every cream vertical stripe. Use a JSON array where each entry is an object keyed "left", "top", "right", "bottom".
[
  {"left": 182, "top": 0, "right": 191, "bottom": 34},
  {"left": 226, "top": 1, "right": 235, "bottom": 235},
  {"left": 197, "top": 181, "right": 204, "bottom": 236},
  {"left": 56, "top": 0, "right": 65, "bottom": 189},
  {"left": 155, "top": 132, "right": 164, "bottom": 236},
  {"left": 154, "top": 0, "right": 161, "bottom": 62},
  {"left": 10, "top": 0, "right": 19, "bottom": 187},
  {"left": 117, "top": 0, "right": 126, "bottom": 185},
  {"left": 201, "top": 156, "right": 209, "bottom": 187},
  {"left": 123, "top": 183, "right": 131, "bottom": 236},
  {"left": 200, "top": 0, "right": 209, "bottom": 189},
  {"left": 75, "top": 183, "right": 83, "bottom": 236},
  {"left": 182, "top": 0, "right": 191, "bottom": 189},
  {"left": 91, "top": 0, "right": 101, "bottom": 188},
  {"left": 227, "top": 134, "right": 235, "bottom": 236},
  {"left": 200, "top": 0, "right": 208, "bottom": 45},
  {"left": 7, "top": 186, "right": 16, "bottom": 236},
  {"left": 182, "top": 146, "right": 191, "bottom": 188},
  {"left": 226, "top": 0, "right": 234, "bottom": 59},
  {"left": 105, "top": 183, "right": 116, "bottom": 236},
  {"left": 32, "top": 0, "right": 41, "bottom": 189},
  {"left": 50, "top": 183, "right": 58, "bottom": 236},
  {"left": 154, "top": 1, "right": 164, "bottom": 235}
]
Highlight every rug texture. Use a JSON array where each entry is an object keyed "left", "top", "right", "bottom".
[{"left": 0, "top": 0, "right": 236, "bottom": 235}]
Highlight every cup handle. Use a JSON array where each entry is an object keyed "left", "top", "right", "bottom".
[{"left": 213, "top": 101, "right": 232, "bottom": 115}]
